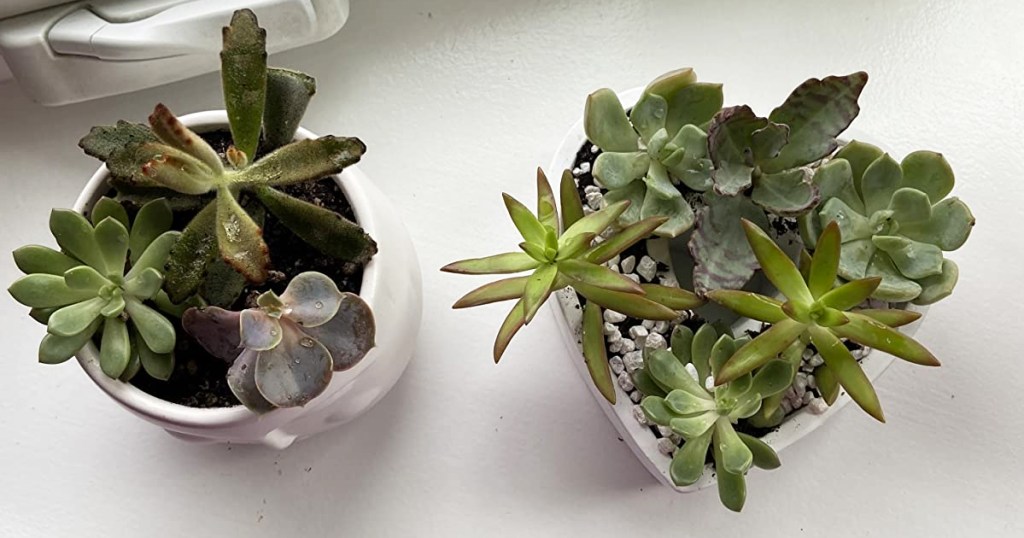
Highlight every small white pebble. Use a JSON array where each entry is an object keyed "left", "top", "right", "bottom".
[
  {"left": 658, "top": 273, "right": 679, "bottom": 288},
  {"left": 580, "top": 162, "right": 591, "bottom": 173},
  {"left": 617, "top": 372, "right": 635, "bottom": 391},
  {"left": 704, "top": 376, "right": 715, "bottom": 391},
  {"left": 641, "top": 319, "right": 655, "bottom": 330},
  {"left": 653, "top": 321, "right": 670, "bottom": 334},
  {"left": 620, "top": 339, "right": 636, "bottom": 353},
  {"left": 657, "top": 438, "right": 677, "bottom": 457},
  {"left": 637, "top": 256, "right": 658, "bottom": 281},
  {"left": 605, "top": 330, "right": 622, "bottom": 344},
  {"left": 604, "top": 310, "right": 627, "bottom": 324},
  {"left": 585, "top": 191, "right": 604, "bottom": 210},
  {"left": 621, "top": 256, "right": 637, "bottom": 274},
  {"left": 572, "top": 167, "right": 582, "bottom": 177},
  {"left": 629, "top": 390, "right": 642, "bottom": 403},
  {"left": 609, "top": 356, "right": 625, "bottom": 375},
  {"left": 623, "top": 351, "right": 644, "bottom": 373},
  {"left": 591, "top": 144, "right": 600, "bottom": 153},
  {"left": 645, "top": 332, "right": 667, "bottom": 350},
  {"left": 584, "top": 185, "right": 601, "bottom": 195},
  {"left": 608, "top": 263, "right": 620, "bottom": 273},
  {"left": 785, "top": 386, "right": 797, "bottom": 401},
  {"left": 623, "top": 273, "right": 640, "bottom": 284},
  {"left": 633, "top": 405, "right": 649, "bottom": 426},
  {"left": 780, "top": 399, "right": 793, "bottom": 414},
  {"left": 684, "top": 363, "right": 700, "bottom": 382},
  {"left": 802, "top": 391, "right": 814, "bottom": 404},
  {"left": 668, "top": 434, "right": 682, "bottom": 445},
  {"left": 607, "top": 255, "right": 620, "bottom": 267},
  {"left": 603, "top": 322, "right": 618, "bottom": 336},
  {"left": 809, "top": 398, "right": 829, "bottom": 415},
  {"left": 608, "top": 341, "right": 623, "bottom": 354},
  {"left": 582, "top": 206, "right": 594, "bottom": 215},
  {"left": 807, "top": 374, "right": 817, "bottom": 390},
  {"left": 657, "top": 425, "right": 673, "bottom": 438},
  {"left": 629, "top": 325, "right": 649, "bottom": 341}
]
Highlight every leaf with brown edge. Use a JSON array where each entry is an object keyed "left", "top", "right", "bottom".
[
  {"left": 535, "top": 168, "right": 559, "bottom": 231},
  {"left": 493, "top": 299, "right": 526, "bottom": 363},
  {"left": 716, "top": 319, "right": 806, "bottom": 385},
  {"left": 255, "top": 186, "right": 377, "bottom": 264},
  {"left": 561, "top": 200, "right": 630, "bottom": 244},
  {"left": 705, "top": 290, "right": 786, "bottom": 323},
  {"left": 263, "top": 67, "right": 316, "bottom": 151},
  {"left": 148, "top": 103, "right": 223, "bottom": 173},
  {"left": 854, "top": 308, "right": 921, "bottom": 328},
  {"left": 215, "top": 188, "right": 269, "bottom": 284},
  {"left": 741, "top": 219, "right": 813, "bottom": 304},
  {"left": 522, "top": 264, "right": 557, "bottom": 324},
  {"left": 452, "top": 276, "right": 528, "bottom": 308},
  {"left": 815, "top": 363, "right": 840, "bottom": 405},
  {"left": 640, "top": 284, "right": 704, "bottom": 311},
  {"left": 808, "top": 221, "right": 841, "bottom": 298},
  {"left": 584, "top": 216, "right": 666, "bottom": 264},
  {"left": 442, "top": 252, "right": 540, "bottom": 275},
  {"left": 221, "top": 8, "right": 267, "bottom": 161},
  {"left": 164, "top": 201, "right": 217, "bottom": 303},
  {"left": 809, "top": 326, "right": 884, "bottom": 422},
  {"left": 231, "top": 136, "right": 365, "bottom": 187},
  {"left": 583, "top": 301, "right": 615, "bottom": 404},
  {"left": 572, "top": 281, "right": 678, "bottom": 321},
  {"left": 832, "top": 312, "right": 940, "bottom": 366},
  {"left": 818, "top": 277, "right": 881, "bottom": 311},
  {"left": 559, "top": 169, "right": 584, "bottom": 230},
  {"left": 558, "top": 259, "right": 642, "bottom": 294}
]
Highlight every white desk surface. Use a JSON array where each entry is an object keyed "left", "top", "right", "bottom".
[{"left": 1, "top": 1, "right": 1021, "bottom": 536}]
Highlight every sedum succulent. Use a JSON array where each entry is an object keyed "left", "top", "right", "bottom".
[
  {"left": 443, "top": 168, "right": 704, "bottom": 384},
  {"left": 78, "top": 9, "right": 376, "bottom": 307},
  {"left": 639, "top": 324, "right": 791, "bottom": 512},
  {"left": 9, "top": 197, "right": 181, "bottom": 380},
  {"left": 585, "top": 68, "right": 722, "bottom": 237},
  {"left": 800, "top": 141, "right": 975, "bottom": 304},
  {"left": 676, "top": 72, "right": 868, "bottom": 295},
  {"left": 182, "top": 271, "right": 375, "bottom": 412},
  {"left": 706, "top": 219, "right": 939, "bottom": 422}
]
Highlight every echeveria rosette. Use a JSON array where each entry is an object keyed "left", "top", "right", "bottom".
[
  {"left": 638, "top": 324, "right": 790, "bottom": 512},
  {"left": 584, "top": 68, "right": 723, "bottom": 238},
  {"left": 183, "top": 271, "right": 375, "bottom": 412},
  {"left": 685, "top": 72, "right": 868, "bottom": 295},
  {"left": 801, "top": 141, "right": 975, "bottom": 304},
  {"left": 442, "top": 168, "right": 704, "bottom": 398},
  {"left": 77, "top": 9, "right": 375, "bottom": 306},
  {"left": 9, "top": 197, "right": 181, "bottom": 381},
  {"left": 706, "top": 219, "right": 940, "bottom": 422}
]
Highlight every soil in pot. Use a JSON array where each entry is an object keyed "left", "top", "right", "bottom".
[{"left": 98, "top": 130, "right": 366, "bottom": 408}]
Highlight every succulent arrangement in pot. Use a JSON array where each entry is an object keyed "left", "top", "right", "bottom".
[
  {"left": 445, "top": 68, "right": 974, "bottom": 510},
  {"left": 8, "top": 10, "right": 421, "bottom": 447}
]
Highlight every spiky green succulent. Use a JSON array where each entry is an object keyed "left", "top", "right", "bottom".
[
  {"left": 638, "top": 324, "right": 791, "bottom": 512},
  {"left": 706, "top": 219, "right": 939, "bottom": 422},
  {"left": 677, "top": 72, "right": 869, "bottom": 295},
  {"left": 443, "top": 168, "right": 704, "bottom": 369},
  {"left": 77, "top": 9, "right": 375, "bottom": 307},
  {"left": 9, "top": 198, "right": 181, "bottom": 380},
  {"left": 182, "top": 271, "right": 375, "bottom": 412},
  {"left": 800, "top": 141, "right": 975, "bottom": 304},
  {"left": 584, "top": 68, "right": 722, "bottom": 237}
]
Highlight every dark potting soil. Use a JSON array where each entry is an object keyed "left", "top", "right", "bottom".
[{"left": 127, "top": 130, "right": 365, "bottom": 408}]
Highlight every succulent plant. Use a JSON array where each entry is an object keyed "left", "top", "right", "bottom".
[
  {"left": 77, "top": 9, "right": 376, "bottom": 307},
  {"left": 706, "top": 219, "right": 939, "bottom": 421},
  {"left": 677, "top": 72, "right": 868, "bottom": 295},
  {"left": 584, "top": 68, "right": 723, "bottom": 237},
  {"left": 9, "top": 197, "right": 181, "bottom": 380},
  {"left": 182, "top": 271, "right": 375, "bottom": 412},
  {"left": 638, "top": 324, "right": 792, "bottom": 512},
  {"left": 443, "top": 168, "right": 704, "bottom": 384},
  {"left": 799, "top": 141, "right": 975, "bottom": 304}
]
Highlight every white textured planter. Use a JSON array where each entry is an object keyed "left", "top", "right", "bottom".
[
  {"left": 72, "top": 110, "right": 422, "bottom": 449},
  {"left": 549, "top": 88, "right": 926, "bottom": 492}
]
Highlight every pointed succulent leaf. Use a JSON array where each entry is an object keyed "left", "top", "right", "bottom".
[
  {"left": 9, "top": 274, "right": 95, "bottom": 309},
  {"left": 833, "top": 313, "right": 940, "bottom": 366},
  {"left": 164, "top": 201, "right": 217, "bottom": 302},
  {"left": 562, "top": 200, "right": 630, "bottom": 244},
  {"left": 99, "top": 317, "right": 131, "bottom": 378},
  {"left": 763, "top": 72, "right": 867, "bottom": 172},
  {"left": 808, "top": 326, "right": 884, "bottom": 421},
  {"left": 232, "top": 136, "right": 366, "bottom": 187},
  {"left": 808, "top": 222, "right": 841, "bottom": 298},
  {"left": 221, "top": 9, "right": 267, "bottom": 161},
  {"left": 126, "top": 231, "right": 180, "bottom": 282},
  {"left": 583, "top": 301, "right": 616, "bottom": 404},
  {"left": 263, "top": 67, "right": 316, "bottom": 151},
  {"left": 254, "top": 186, "right": 377, "bottom": 264},
  {"left": 13, "top": 245, "right": 80, "bottom": 276},
  {"left": 639, "top": 284, "right": 704, "bottom": 311},
  {"left": 705, "top": 290, "right": 786, "bottom": 323},
  {"left": 737, "top": 432, "right": 781, "bottom": 470},
  {"left": 216, "top": 188, "right": 269, "bottom": 283},
  {"left": 670, "top": 429, "right": 713, "bottom": 487},
  {"left": 572, "top": 281, "right": 678, "bottom": 321},
  {"left": 899, "top": 197, "right": 975, "bottom": 251},
  {"left": 689, "top": 194, "right": 769, "bottom": 294},
  {"left": 90, "top": 197, "right": 130, "bottom": 229},
  {"left": 124, "top": 299, "right": 175, "bottom": 354},
  {"left": 522, "top": 264, "right": 557, "bottom": 324},
  {"left": 709, "top": 335, "right": 740, "bottom": 380},
  {"left": 64, "top": 265, "right": 110, "bottom": 292},
  {"left": 818, "top": 277, "right": 881, "bottom": 310},
  {"left": 48, "top": 297, "right": 107, "bottom": 337},
  {"left": 278, "top": 271, "right": 344, "bottom": 327},
  {"left": 872, "top": 236, "right": 943, "bottom": 279},
  {"left": 860, "top": 153, "right": 903, "bottom": 214},
  {"left": 690, "top": 324, "right": 718, "bottom": 382},
  {"left": 148, "top": 103, "right": 224, "bottom": 173},
  {"left": 300, "top": 292, "right": 375, "bottom": 371},
  {"left": 742, "top": 219, "right": 813, "bottom": 304},
  {"left": 717, "top": 319, "right": 806, "bottom": 385},
  {"left": 555, "top": 232, "right": 596, "bottom": 261},
  {"left": 182, "top": 306, "right": 242, "bottom": 362},
  {"left": 815, "top": 363, "right": 840, "bottom": 405},
  {"left": 913, "top": 259, "right": 959, "bottom": 305},
  {"left": 586, "top": 217, "right": 665, "bottom": 266},
  {"left": 750, "top": 168, "right": 820, "bottom": 216},
  {"left": 226, "top": 348, "right": 275, "bottom": 412},
  {"left": 715, "top": 418, "right": 754, "bottom": 474},
  {"left": 534, "top": 168, "right": 559, "bottom": 231},
  {"left": 854, "top": 308, "right": 921, "bottom": 327},
  {"left": 584, "top": 89, "right": 638, "bottom": 152},
  {"left": 559, "top": 259, "right": 642, "bottom": 294},
  {"left": 647, "top": 349, "right": 707, "bottom": 398},
  {"left": 670, "top": 411, "right": 718, "bottom": 439},
  {"left": 665, "top": 389, "right": 717, "bottom": 415},
  {"left": 503, "top": 193, "right": 547, "bottom": 245},
  {"left": 38, "top": 318, "right": 102, "bottom": 364},
  {"left": 129, "top": 198, "right": 173, "bottom": 264},
  {"left": 93, "top": 217, "right": 130, "bottom": 277},
  {"left": 50, "top": 209, "right": 106, "bottom": 272},
  {"left": 888, "top": 187, "right": 932, "bottom": 224},
  {"left": 750, "top": 359, "right": 795, "bottom": 399},
  {"left": 558, "top": 170, "right": 585, "bottom": 230},
  {"left": 835, "top": 140, "right": 885, "bottom": 194},
  {"left": 442, "top": 252, "right": 540, "bottom": 275},
  {"left": 492, "top": 299, "right": 526, "bottom": 363},
  {"left": 901, "top": 150, "right": 954, "bottom": 202},
  {"left": 137, "top": 143, "right": 218, "bottom": 194},
  {"left": 453, "top": 277, "right": 528, "bottom": 308},
  {"left": 240, "top": 309, "right": 283, "bottom": 351}
]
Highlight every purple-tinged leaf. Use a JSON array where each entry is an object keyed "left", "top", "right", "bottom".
[
  {"left": 493, "top": 299, "right": 526, "bottom": 363},
  {"left": 573, "top": 281, "right": 678, "bottom": 321},
  {"left": 453, "top": 277, "right": 528, "bottom": 308},
  {"left": 832, "top": 313, "right": 940, "bottom": 366},
  {"left": 302, "top": 293, "right": 375, "bottom": 371},
  {"left": 182, "top": 306, "right": 242, "bottom": 363},
  {"left": 640, "top": 284, "right": 704, "bottom": 311},
  {"left": 853, "top": 308, "right": 921, "bottom": 328},
  {"left": 227, "top": 348, "right": 275, "bottom": 413},
  {"left": 584, "top": 217, "right": 666, "bottom": 264},
  {"left": 442, "top": 252, "right": 540, "bottom": 275},
  {"left": 559, "top": 259, "right": 643, "bottom": 294}
]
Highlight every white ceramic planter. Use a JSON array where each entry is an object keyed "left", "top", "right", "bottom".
[
  {"left": 549, "top": 88, "right": 926, "bottom": 492},
  {"left": 72, "top": 110, "right": 422, "bottom": 449}
]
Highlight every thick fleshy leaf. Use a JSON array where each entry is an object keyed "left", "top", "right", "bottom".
[
  {"left": 819, "top": 198, "right": 873, "bottom": 243},
  {"left": 254, "top": 320, "right": 333, "bottom": 408},
  {"left": 562, "top": 200, "right": 630, "bottom": 245},
  {"left": 750, "top": 123, "right": 790, "bottom": 163},
  {"left": 13, "top": 245, "right": 80, "bottom": 276},
  {"left": 901, "top": 150, "right": 954, "bottom": 202},
  {"left": 493, "top": 299, "right": 526, "bottom": 363},
  {"left": 835, "top": 140, "right": 885, "bottom": 193},
  {"left": 48, "top": 297, "right": 107, "bottom": 337},
  {"left": 751, "top": 359, "right": 795, "bottom": 399},
  {"left": 559, "top": 170, "right": 585, "bottom": 230},
  {"left": 135, "top": 328, "right": 174, "bottom": 381},
  {"left": 715, "top": 418, "right": 753, "bottom": 474},
  {"left": 64, "top": 266, "right": 110, "bottom": 292},
  {"left": 665, "top": 389, "right": 717, "bottom": 415},
  {"left": 860, "top": 154, "right": 903, "bottom": 214},
  {"left": 872, "top": 235, "right": 943, "bottom": 279},
  {"left": 629, "top": 93, "right": 668, "bottom": 141},
  {"left": 279, "top": 271, "right": 344, "bottom": 327},
  {"left": 899, "top": 197, "right": 975, "bottom": 251},
  {"left": 452, "top": 276, "right": 527, "bottom": 308},
  {"left": 641, "top": 396, "right": 675, "bottom": 425},
  {"left": 889, "top": 188, "right": 932, "bottom": 224},
  {"left": 9, "top": 274, "right": 96, "bottom": 309},
  {"left": 706, "top": 290, "right": 786, "bottom": 323},
  {"left": 593, "top": 151, "right": 649, "bottom": 190},
  {"left": 670, "top": 411, "right": 718, "bottom": 439},
  {"left": 79, "top": 120, "right": 156, "bottom": 166},
  {"left": 232, "top": 136, "right": 365, "bottom": 187},
  {"left": 572, "top": 281, "right": 677, "bottom": 321},
  {"left": 584, "top": 88, "right": 638, "bottom": 152},
  {"left": 148, "top": 103, "right": 224, "bottom": 173},
  {"left": 913, "top": 259, "right": 959, "bottom": 305},
  {"left": 442, "top": 252, "right": 540, "bottom": 275},
  {"left": 99, "top": 317, "right": 131, "bottom": 378},
  {"left": 640, "top": 187, "right": 694, "bottom": 238},
  {"left": 522, "top": 264, "right": 557, "bottom": 324},
  {"left": 670, "top": 430, "right": 713, "bottom": 486},
  {"left": 602, "top": 180, "right": 644, "bottom": 225},
  {"left": 38, "top": 318, "right": 102, "bottom": 364},
  {"left": 93, "top": 217, "right": 130, "bottom": 277},
  {"left": 227, "top": 348, "right": 275, "bottom": 413},
  {"left": 632, "top": 369, "right": 667, "bottom": 398},
  {"left": 503, "top": 193, "right": 547, "bottom": 246},
  {"left": 707, "top": 106, "right": 764, "bottom": 192},
  {"left": 714, "top": 439, "right": 748, "bottom": 512},
  {"left": 126, "top": 232, "right": 179, "bottom": 282},
  {"left": 535, "top": 168, "right": 559, "bottom": 231},
  {"left": 670, "top": 326, "right": 695, "bottom": 366},
  {"left": 854, "top": 308, "right": 921, "bottom": 327},
  {"left": 647, "top": 349, "right": 708, "bottom": 397},
  {"left": 809, "top": 326, "right": 884, "bottom": 421},
  {"left": 50, "top": 209, "right": 106, "bottom": 272},
  {"left": 559, "top": 259, "right": 642, "bottom": 293},
  {"left": 263, "top": 67, "right": 316, "bottom": 151},
  {"left": 583, "top": 301, "right": 615, "bottom": 404},
  {"left": 741, "top": 219, "right": 813, "bottom": 304},
  {"left": 833, "top": 313, "right": 940, "bottom": 366},
  {"left": 216, "top": 188, "right": 269, "bottom": 283},
  {"left": 584, "top": 217, "right": 665, "bottom": 264},
  {"left": 164, "top": 201, "right": 217, "bottom": 302},
  {"left": 90, "top": 197, "right": 129, "bottom": 228},
  {"left": 182, "top": 306, "right": 243, "bottom": 362},
  {"left": 240, "top": 309, "right": 283, "bottom": 351},
  {"left": 737, "top": 432, "right": 781, "bottom": 470},
  {"left": 819, "top": 277, "right": 881, "bottom": 310},
  {"left": 300, "top": 292, "right": 375, "bottom": 371},
  {"left": 709, "top": 334, "right": 738, "bottom": 379},
  {"left": 815, "top": 363, "right": 841, "bottom": 405},
  {"left": 129, "top": 198, "right": 173, "bottom": 264},
  {"left": 751, "top": 168, "right": 819, "bottom": 217},
  {"left": 662, "top": 81, "right": 725, "bottom": 135},
  {"left": 763, "top": 72, "right": 867, "bottom": 172},
  {"left": 716, "top": 319, "right": 805, "bottom": 385},
  {"left": 136, "top": 143, "right": 217, "bottom": 194},
  {"left": 810, "top": 157, "right": 864, "bottom": 222},
  {"left": 689, "top": 194, "right": 769, "bottom": 294},
  {"left": 865, "top": 251, "right": 924, "bottom": 302},
  {"left": 256, "top": 186, "right": 376, "bottom": 264},
  {"left": 640, "top": 284, "right": 704, "bottom": 311},
  {"left": 808, "top": 222, "right": 841, "bottom": 298},
  {"left": 124, "top": 299, "right": 175, "bottom": 354},
  {"left": 220, "top": 9, "right": 267, "bottom": 161}
]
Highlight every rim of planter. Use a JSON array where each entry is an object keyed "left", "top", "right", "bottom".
[
  {"left": 548, "top": 86, "right": 928, "bottom": 493},
  {"left": 72, "top": 110, "right": 385, "bottom": 429}
]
